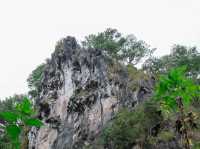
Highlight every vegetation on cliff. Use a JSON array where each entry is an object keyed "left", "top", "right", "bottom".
[
  {"left": 0, "top": 28, "right": 200, "bottom": 149},
  {"left": 102, "top": 67, "right": 200, "bottom": 149},
  {"left": 0, "top": 97, "right": 43, "bottom": 149},
  {"left": 82, "top": 28, "right": 154, "bottom": 64}
]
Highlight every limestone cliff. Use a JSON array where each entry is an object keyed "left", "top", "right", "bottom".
[{"left": 28, "top": 37, "right": 154, "bottom": 149}]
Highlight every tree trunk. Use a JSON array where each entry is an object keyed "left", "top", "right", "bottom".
[{"left": 176, "top": 96, "right": 190, "bottom": 149}]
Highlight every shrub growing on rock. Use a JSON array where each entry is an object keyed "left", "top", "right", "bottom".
[{"left": 102, "top": 100, "right": 162, "bottom": 149}]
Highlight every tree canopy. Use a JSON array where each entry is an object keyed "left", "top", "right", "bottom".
[
  {"left": 143, "top": 45, "right": 200, "bottom": 81},
  {"left": 82, "top": 28, "right": 154, "bottom": 65},
  {"left": 27, "top": 63, "right": 46, "bottom": 98}
]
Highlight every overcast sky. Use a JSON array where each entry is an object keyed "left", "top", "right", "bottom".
[{"left": 0, "top": 0, "right": 200, "bottom": 99}]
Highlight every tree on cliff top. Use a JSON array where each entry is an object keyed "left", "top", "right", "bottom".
[{"left": 82, "top": 28, "right": 154, "bottom": 65}]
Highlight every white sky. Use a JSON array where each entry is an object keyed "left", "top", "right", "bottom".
[{"left": 0, "top": 0, "right": 200, "bottom": 99}]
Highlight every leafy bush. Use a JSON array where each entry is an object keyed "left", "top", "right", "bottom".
[
  {"left": 155, "top": 66, "right": 199, "bottom": 111},
  {"left": 102, "top": 100, "right": 162, "bottom": 149},
  {"left": 0, "top": 97, "right": 43, "bottom": 149},
  {"left": 154, "top": 66, "right": 200, "bottom": 149},
  {"left": 125, "top": 64, "right": 150, "bottom": 92}
]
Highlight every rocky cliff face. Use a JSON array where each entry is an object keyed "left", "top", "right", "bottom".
[{"left": 28, "top": 37, "right": 154, "bottom": 149}]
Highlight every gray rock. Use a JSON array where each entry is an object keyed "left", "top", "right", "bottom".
[{"left": 28, "top": 36, "right": 154, "bottom": 149}]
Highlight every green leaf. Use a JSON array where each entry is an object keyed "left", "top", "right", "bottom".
[
  {"left": 16, "top": 97, "right": 34, "bottom": 115},
  {"left": 164, "top": 96, "right": 177, "bottom": 110},
  {"left": 6, "top": 125, "right": 21, "bottom": 140},
  {"left": 24, "top": 118, "right": 43, "bottom": 127},
  {"left": 0, "top": 112, "right": 18, "bottom": 123},
  {"left": 154, "top": 66, "right": 199, "bottom": 112}
]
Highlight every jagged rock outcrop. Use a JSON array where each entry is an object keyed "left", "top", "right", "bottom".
[{"left": 28, "top": 36, "right": 154, "bottom": 149}]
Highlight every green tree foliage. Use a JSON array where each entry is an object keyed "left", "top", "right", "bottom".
[
  {"left": 0, "top": 95, "right": 24, "bottom": 149},
  {"left": 82, "top": 28, "right": 153, "bottom": 65},
  {"left": 119, "top": 34, "right": 154, "bottom": 64},
  {"left": 27, "top": 63, "right": 45, "bottom": 98},
  {"left": 0, "top": 97, "right": 43, "bottom": 149},
  {"left": 154, "top": 66, "right": 200, "bottom": 149},
  {"left": 82, "top": 28, "right": 124, "bottom": 57},
  {"left": 102, "top": 101, "right": 162, "bottom": 149},
  {"left": 143, "top": 45, "right": 200, "bottom": 81},
  {"left": 155, "top": 66, "right": 199, "bottom": 111},
  {"left": 0, "top": 95, "right": 23, "bottom": 112}
]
